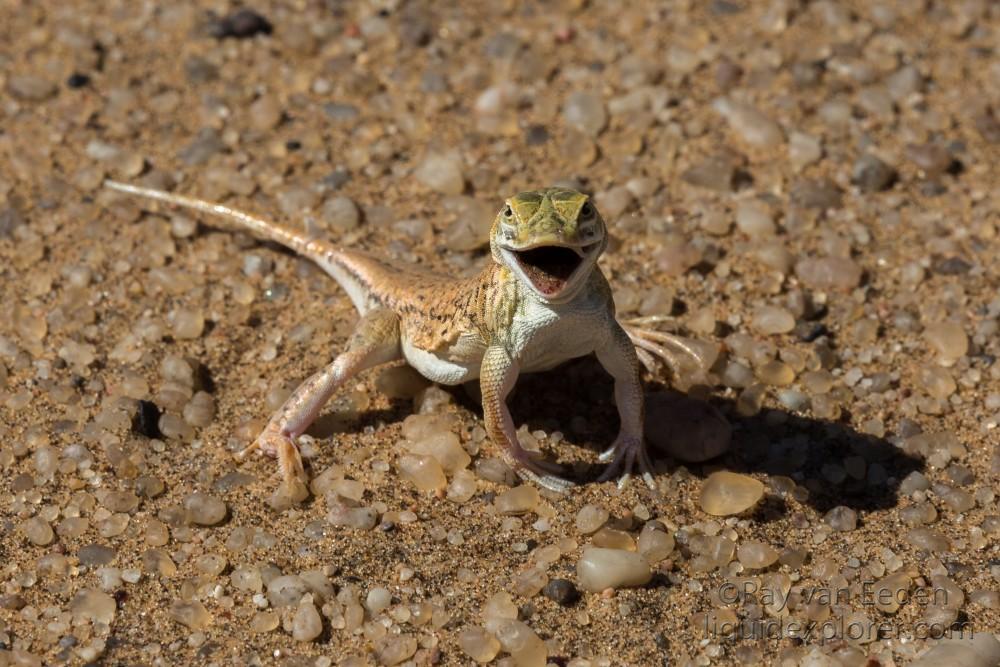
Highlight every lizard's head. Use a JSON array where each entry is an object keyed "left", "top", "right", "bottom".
[{"left": 490, "top": 187, "right": 607, "bottom": 303}]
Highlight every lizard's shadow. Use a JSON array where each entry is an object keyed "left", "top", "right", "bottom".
[{"left": 497, "top": 355, "right": 924, "bottom": 515}]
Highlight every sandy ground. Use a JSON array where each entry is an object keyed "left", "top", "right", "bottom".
[{"left": 2, "top": 0, "right": 1000, "bottom": 665}]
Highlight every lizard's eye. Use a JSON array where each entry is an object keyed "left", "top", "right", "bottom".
[
  {"left": 579, "top": 202, "right": 594, "bottom": 219},
  {"left": 503, "top": 205, "right": 513, "bottom": 219}
]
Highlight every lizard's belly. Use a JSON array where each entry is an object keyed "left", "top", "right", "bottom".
[{"left": 401, "top": 332, "right": 485, "bottom": 385}]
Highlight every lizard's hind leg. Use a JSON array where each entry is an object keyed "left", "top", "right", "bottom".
[
  {"left": 239, "top": 308, "right": 401, "bottom": 502},
  {"left": 620, "top": 317, "right": 703, "bottom": 376}
]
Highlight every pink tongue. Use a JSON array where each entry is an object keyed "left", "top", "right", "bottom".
[{"left": 522, "top": 265, "right": 565, "bottom": 294}]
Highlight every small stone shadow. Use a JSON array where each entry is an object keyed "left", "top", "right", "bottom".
[
  {"left": 496, "top": 355, "right": 925, "bottom": 515},
  {"left": 307, "top": 407, "right": 402, "bottom": 439}
]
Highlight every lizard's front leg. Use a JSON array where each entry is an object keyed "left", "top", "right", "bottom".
[
  {"left": 595, "top": 321, "right": 657, "bottom": 490},
  {"left": 480, "top": 345, "right": 576, "bottom": 492},
  {"left": 239, "top": 308, "right": 401, "bottom": 501}
]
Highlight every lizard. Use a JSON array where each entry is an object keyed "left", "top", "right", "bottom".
[{"left": 104, "top": 181, "right": 699, "bottom": 500}]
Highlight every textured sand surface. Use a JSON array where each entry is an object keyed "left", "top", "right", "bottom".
[{"left": 1, "top": 1, "right": 1000, "bottom": 665}]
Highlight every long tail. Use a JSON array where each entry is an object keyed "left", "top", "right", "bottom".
[{"left": 103, "top": 180, "right": 334, "bottom": 262}]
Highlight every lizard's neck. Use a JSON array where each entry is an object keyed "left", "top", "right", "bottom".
[{"left": 476, "top": 261, "right": 607, "bottom": 340}]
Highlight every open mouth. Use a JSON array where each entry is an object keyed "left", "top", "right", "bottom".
[{"left": 511, "top": 245, "right": 585, "bottom": 295}]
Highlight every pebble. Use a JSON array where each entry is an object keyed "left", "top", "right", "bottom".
[
  {"left": 375, "top": 635, "right": 417, "bottom": 665},
  {"left": 326, "top": 502, "right": 376, "bottom": 532},
  {"left": 398, "top": 454, "right": 447, "bottom": 492},
  {"left": 923, "top": 322, "right": 968, "bottom": 364},
  {"left": 183, "top": 492, "right": 227, "bottom": 526},
  {"left": 699, "top": 471, "right": 764, "bottom": 516},
  {"left": 248, "top": 96, "right": 282, "bottom": 131},
  {"left": 737, "top": 540, "right": 779, "bottom": 569},
  {"left": 481, "top": 592, "right": 518, "bottom": 635},
  {"left": 712, "top": 97, "right": 784, "bottom": 148},
  {"left": 321, "top": 196, "right": 361, "bottom": 232},
  {"left": 790, "top": 178, "right": 843, "bottom": 209},
  {"left": 414, "top": 152, "right": 465, "bottom": 195},
  {"left": 636, "top": 522, "right": 675, "bottom": 563},
  {"left": 494, "top": 485, "right": 540, "bottom": 515},
  {"left": 681, "top": 155, "right": 737, "bottom": 192},
  {"left": 408, "top": 431, "right": 471, "bottom": 473},
  {"left": 7, "top": 75, "right": 57, "bottom": 101},
  {"left": 542, "top": 579, "right": 580, "bottom": 606},
  {"left": 910, "top": 635, "right": 1000, "bottom": 667},
  {"left": 853, "top": 154, "right": 897, "bottom": 192},
  {"left": 575, "top": 504, "right": 609, "bottom": 534},
  {"left": 70, "top": 589, "right": 116, "bottom": 625},
  {"left": 178, "top": 129, "right": 225, "bottom": 166},
  {"left": 562, "top": 91, "right": 607, "bottom": 137},
  {"left": 576, "top": 547, "right": 652, "bottom": 592},
  {"left": 78, "top": 544, "right": 117, "bottom": 566},
  {"left": 459, "top": 626, "right": 501, "bottom": 663},
  {"left": 794, "top": 256, "right": 862, "bottom": 291},
  {"left": 757, "top": 360, "right": 795, "bottom": 386},
  {"left": 735, "top": 200, "right": 776, "bottom": 238},
  {"left": 492, "top": 619, "right": 546, "bottom": 666},
  {"left": 824, "top": 506, "right": 858, "bottom": 531},
  {"left": 906, "top": 143, "right": 954, "bottom": 177},
  {"left": 292, "top": 597, "right": 323, "bottom": 642},
  {"left": 22, "top": 517, "right": 54, "bottom": 546},
  {"left": 208, "top": 8, "right": 273, "bottom": 39},
  {"left": 751, "top": 306, "right": 795, "bottom": 335},
  {"left": 906, "top": 527, "right": 951, "bottom": 552},
  {"left": 788, "top": 132, "right": 822, "bottom": 169},
  {"left": 169, "top": 600, "right": 212, "bottom": 630},
  {"left": 168, "top": 308, "right": 205, "bottom": 339}
]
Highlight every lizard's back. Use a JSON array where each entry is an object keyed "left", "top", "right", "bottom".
[{"left": 322, "top": 248, "right": 492, "bottom": 384}]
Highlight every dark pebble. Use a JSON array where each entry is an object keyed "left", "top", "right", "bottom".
[
  {"left": 945, "top": 464, "right": 974, "bottom": 486},
  {"left": 852, "top": 154, "right": 897, "bottom": 193},
  {"left": 974, "top": 109, "right": 1000, "bottom": 143},
  {"left": 542, "top": 579, "right": 580, "bottom": 606},
  {"left": 177, "top": 128, "right": 225, "bottom": 166},
  {"left": 525, "top": 124, "right": 549, "bottom": 146},
  {"left": 58, "top": 635, "right": 78, "bottom": 648},
  {"left": 135, "top": 475, "right": 166, "bottom": 498},
  {"left": 919, "top": 180, "right": 948, "bottom": 197},
  {"left": 795, "top": 323, "right": 828, "bottom": 343},
  {"left": 66, "top": 73, "right": 90, "bottom": 89},
  {"left": 208, "top": 8, "right": 273, "bottom": 39},
  {"left": 0, "top": 594, "right": 26, "bottom": 610},
  {"left": 132, "top": 400, "right": 162, "bottom": 439},
  {"left": 78, "top": 543, "right": 117, "bottom": 566},
  {"left": 214, "top": 471, "right": 256, "bottom": 491},
  {"left": 184, "top": 56, "right": 219, "bottom": 85},
  {"left": 791, "top": 61, "right": 823, "bottom": 87},
  {"left": 0, "top": 207, "right": 25, "bottom": 239},
  {"left": 790, "top": 177, "right": 842, "bottom": 209},
  {"left": 681, "top": 155, "right": 737, "bottom": 192},
  {"left": 322, "top": 168, "right": 351, "bottom": 190},
  {"left": 714, "top": 60, "right": 743, "bottom": 90},
  {"left": 399, "top": 10, "right": 434, "bottom": 47},
  {"left": 709, "top": 0, "right": 744, "bottom": 14},
  {"left": 933, "top": 256, "right": 972, "bottom": 275}
]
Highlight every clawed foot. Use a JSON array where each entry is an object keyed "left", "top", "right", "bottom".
[
  {"left": 237, "top": 424, "right": 309, "bottom": 502},
  {"left": 597, "top": 435, "right": 657, "bottom": 490},
  {"left": 621, "top": 316, "right": 703, "bottom": 376},
  {"left": 510, "top": 451, "right": 576, "bottom": 493}
]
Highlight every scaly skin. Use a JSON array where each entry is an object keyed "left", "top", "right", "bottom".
[{"left": 104, "top": 181, "right": 691, "bottom": 497}]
